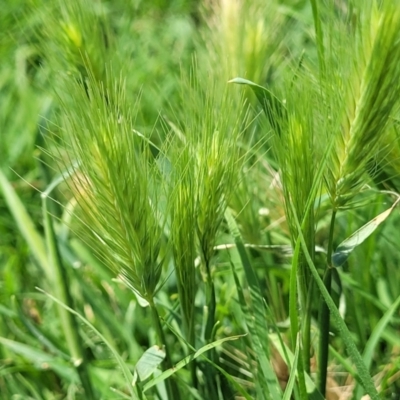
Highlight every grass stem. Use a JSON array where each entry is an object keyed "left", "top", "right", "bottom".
[
  {"left": 303, "top": 278, "right": 315, "bottom": 373},
  {"left": 318, "top": 210, "right": 336, "bottom": 396},
  {"left": 149, "top": 299, "right": 181, "bottom": 400}
]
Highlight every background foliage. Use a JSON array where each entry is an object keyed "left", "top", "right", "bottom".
[{"left": 1, "top": 0, "right": 400, "bottom": 399}]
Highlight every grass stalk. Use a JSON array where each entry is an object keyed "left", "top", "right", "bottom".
[
  {"left": 202, "top": 255, "right": 219, "bottom": 398},
  {"left": 203, "top": 258, "right": 216, "bottom": 344},
  {"left": 149, "top": 299, "right": 181, "bottom": 400},
  {"left": 303, "top": 278, "right": 315, "bottom": 373},
  {"left": 318, "top": 210, "right": 336, "bottom": 396}
]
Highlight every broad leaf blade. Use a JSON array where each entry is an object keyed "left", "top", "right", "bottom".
[{"left": 135, "top": 345, "right": 166, "bottom": 383}]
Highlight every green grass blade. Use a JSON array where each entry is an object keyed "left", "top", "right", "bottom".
[
  {"left": 282, "top": 334, "right": 300, "bottom": 400},
  {"left": 309, "top": 0, "right": 325, "bottom": 76},
  {"left": 42, "top": 186, "right": 96, "bottom": 399},
  {"left": 230, "top": 262, "right": 273, "bottom": 398},
  {"left": 0, "top": 337, "right": 78, "bottom": 383},
  {"left": 161, "top": 316, "right": 253, "bottom": 400},
  {"left": 289, "top": 239, "right": 308, "bottom": 398},
  {"left": 11, "top": 296, "right": 69, "bottom": 360}
]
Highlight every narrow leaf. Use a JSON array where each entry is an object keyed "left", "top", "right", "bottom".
[
  {"left": 270, "top": 334, "right": 324, "bottom": 400},
  {"left": 282, "top": 334, "right": 300, "bottom": 400}
]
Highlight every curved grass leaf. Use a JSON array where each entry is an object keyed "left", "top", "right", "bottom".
[
  {"left": 228, "top": 77, "right": 286, "bottom": 136},
  {"left": 143, "top": 334, "right": 244, "bottom": 393},
  {"left": 332, "top": 196, "right": 400, "bottom": 267}
]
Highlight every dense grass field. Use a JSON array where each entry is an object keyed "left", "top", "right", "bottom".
[{"left": 1, "top": 0, "right": 400, "bottom": 399}]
